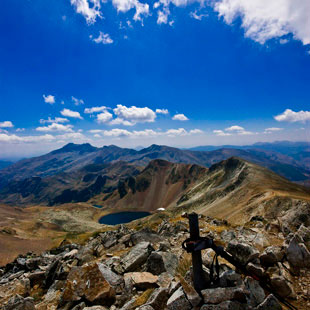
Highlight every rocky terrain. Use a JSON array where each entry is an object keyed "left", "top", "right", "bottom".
[{"left": 1, "top": 213, "right": 310, "bottom": 310}]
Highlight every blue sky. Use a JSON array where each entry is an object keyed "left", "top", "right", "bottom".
[{"left": 1, "top": 0, "right": 310, "bottom": 158}]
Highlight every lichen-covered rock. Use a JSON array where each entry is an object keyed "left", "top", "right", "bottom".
[
  {"left": 201, "top": 287, "right": 247, "bottom": 304},
  {"left": 120, "top": 242, "right": 154, "bottom": 273},
  {"left": 167, "top": 287, "right": 191, "bottom": 310},
  {"left": 146, "top": 251, "right": 178, "bottom": 276},
  {"left": 177, "top": 274, "right": 201, "bottom": 307},
  {"left": 244, "top": 277, "right": 265, "bottom": 307},
  {"left": 227, "top": 241, "right": 259, "bottom": 266},
  {"left": 219, "top": 270, "right": 243, "bottom": 288},
  {"left": 145, "top": 287, "right": 168, "bottom": 310},
  {"left": 200, "top": 301, "right": 246, "bottom": 310},
  {"left": 62, "top": 262, "right": 115, "bottom": 304},
  {"left": 286, "top": 234, "right": 310, "bottom": 269},
  {"left": 124, "top": 272, "right": 158, "bottom": 290},
  {"left": 3, "top": 295, "right": 34, "bottom": 310}
]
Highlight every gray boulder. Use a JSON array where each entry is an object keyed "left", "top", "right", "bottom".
[
  {"left": 201, "top": 287, "right": 247, "bottom": 304},
  {"left": 200, "top": 301, "right": 246, "bottom": 310},
  {"left": 286, "top": 234, "right": 310, "bottom": 269},
  {"left": 255, "top": 294, "right": 282, "bottom": 310},
  {"left": 120, "top": 242, "right": 154, "bottom": 273},
  {"left": 167, "top": 287, "right": 191, "bottom": 310},
  {"left": 227, "top": 241, "right": 259, "bottom": 265},
  {"left": 260, "top": 246, "right": 284, "bottom": 266},
  {"left": 3, "top": 295, "right": 35, "bottom": 310},
  {"left": 244, "top": 277, "right": 265, "bottom": 307},
  {"left": 146, "top": 251, "right": 178, "bottom": 275}
]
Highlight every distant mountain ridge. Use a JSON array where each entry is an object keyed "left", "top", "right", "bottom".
[{"left": 0, "top": 142, "right": 309, "bottom": 191}]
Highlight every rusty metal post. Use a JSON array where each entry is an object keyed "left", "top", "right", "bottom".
[{"left": 188, "top": 212, "right": 208, "bottom": 292}]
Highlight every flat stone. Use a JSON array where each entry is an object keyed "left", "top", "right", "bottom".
[
  {"left": 270, "top": 275, "right": 294, "bottom": 298},
  {"left": 260, "top": 246, "right": 284, "bottom": 266},
  {"left": 124, "top": 272, "right": 158, "bottom": 290},
  {"left": 200, "top": 301, "right": 246, "bottom": 310},
  {"left": 62, "top": 262, "right": 115, "bottom": 304},
  {"left": 167, "top": 287, "right": 191, "bottom": 310},
  {"left": 286, "top": 234, "right": 310, "bottom": 269}
]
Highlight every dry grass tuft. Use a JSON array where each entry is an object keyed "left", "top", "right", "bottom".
[
  {"left": 134, "top": 288, "right": 155, "bottom": 307},
  {"left": 176, "top": 252, "right": 192, "bottom": 277}
]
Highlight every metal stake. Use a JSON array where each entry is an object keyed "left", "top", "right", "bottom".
[{"left": 188, "top": 212, "right": 208, "bottom": 292}]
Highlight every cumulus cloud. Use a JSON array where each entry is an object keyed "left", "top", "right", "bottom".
[
  {"left": 274, "top": 109, "right": 310, "bottom": 123},
  {"left": 213, "top": 130, "right": 232, "bottom": 136},
  {"left": 156, "top": 108, "right": 169, "bottom": 114},
  {"left": 166, "top": 128, "right": 187, "bottom": 136},
  {"left": 97, "top": 111, "right": 113, "bottom": 124},
  {"left": 84, "top": 106, "right": 109, "bottom": 114},
  {"left": 36, "top": 123, "right": 74, "bottom": 132},
  {"left": 225, "top": 125, "right": 244, "bottom": 132},
  {"left": 43, "top": 94, "right": 55, "bottom": 104},
  {"left": 112, "top": 105, "right": 157, "bottom": 125},
  {"left": 70, "top": 0, "right": 102, "bottom": 24},
  {"left": 0, "top": 121, "right": 14, "bottom": 128},
  {"left": 72, "top": 96, "right": 84, "bottom": 106},
  {"left": 172, "top": 113, "right": 189, "bottom": 121},
  {"left": 213, "top": 0, "right": 310, "bottom": 45},
  {"left": 109, "top": 118, "right": 136, "bottom": 126},
  {"left": 103, "top": 128, "right": 132, "bottom": 137},
  {"left": 112, "top": 0, "right": 149, "bottom": 21},
  {"left": 91, "top": 32, "right": 113, "bottom": 44},
  {"left": 39, "top": 117, "right": 69, "bottom": 124},
  {"left": 61, "top": 108, "right": 83, "bottom": 119},
  {"left": 189, "top": 129, "right": 203, "bottom": 134}
]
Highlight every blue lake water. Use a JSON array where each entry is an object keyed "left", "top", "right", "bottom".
[
  {"left": 98, "top": 211, "right": 151, "bottom": 225},
  {"left": 93, "top": 205, "right": 103, "bottom": 209}
]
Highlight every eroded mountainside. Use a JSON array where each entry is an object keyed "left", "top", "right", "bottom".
[{"left": 0, "top": 143, "right": 309, "bottom": 189}]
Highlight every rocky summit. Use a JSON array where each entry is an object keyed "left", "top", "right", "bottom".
[{"left": 1, "top": 214, "right": 310, "bottom": 310}]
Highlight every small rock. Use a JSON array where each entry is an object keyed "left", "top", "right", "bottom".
[
  {"left": 219, "top": 270, "right": 243, "bottom": 288},
  {"left": 246, "top": 263, "right": 265, "bottom": 278},
  {"left": 255, "top": 294, "right": 282, "bottom": 310},
  {"left": 200, "top": 301, "right": 246, "bottom": 309},
  {"left": 167, "top": 287, "right": 191, "bottom": 310},
  {"left": 145, "top": 287, "right": 169, "bottom": 310},
  {"left": 227, "top": 241, "right": 259, "bottom": 266},
  {"left": 260, "top": 246, "right": 284, "bottom": 267},
  {"left": 3, "top": 295, "right": 34, "bottom": 310},
  {"left": 270, "top": 275, "right": 295, "bottom": 298},
  {"left": 178, "top": 274, "right": 201, "bottom": 307},
  {"left": 286, "top": 234, "right": 310, "bottom": 269},
  {"left": 201, "top": 287, "right": 247, "bottom": 304},
  {"left": 244, "top": 277, "right": 265, "bottom": 307}
]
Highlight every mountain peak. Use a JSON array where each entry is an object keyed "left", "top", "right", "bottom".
[{"left": 51, "top": 143, "right": 97, "bottom": 154}]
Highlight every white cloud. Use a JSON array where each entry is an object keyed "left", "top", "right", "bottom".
[
  {"left": 0, "top": 129, "right": 8, "bottom": 134},
  {"left": 156, "top": 108, "right": 169, "bottom": 114},
  {"left": 166, "top": 128, "right": 187, "bottom": 136},
  {"left": 190, "top": 10, "right": 208, "bottom": 20},
  {"left": 84, "top": 106, "right": 109, "bottom": 114},
  {"left": 61, "top": 108, "right": 83, "bottom": 119},
  {"left": 16, "top": 128, "right": 25, "bottom": 132},
  {"left": 43, "top": 94, "right": 55, "bottom": 104},
  {"left": 0, "top": 133, "right": 55, "bottom": 143},
  {"left": 0, "top": 121, "right": 14, "bottom": 128},
  {"left": 103, "top": 128, "right": 132, "bottom": 137},
  {"left": 157, "top": 7, "right": 170, "bottom": 24},
  {"left": 39, "top": 117, "right": 69, "bottom": 124},
  {"left": 113, "top": 104, "right": 157, "bottom": 125},
  {"left": 91, "top": 32, "right": 114, "bottom": 44},
  {"left": 189, "top": 129, "right": 203, "bottom": 134},
  {"left": 213, "top": 130, "right": 232, "bottom": 136},
  {"left": 70, "top": 0, "right": 102, "bottom": 24},
  {"left": 274, "top": 109, "right": 310, "bottom": 123},
  {"left": 94, "top": 134, "right": 101, "bottom": 138},
  {"left": 89, "top": 129, "right": 104, "bottom": 133},
  {"left": 225, "top": 125, "right": 244, "bottom": 132},
  {"left": 112, "top": 0, "right": 149, "bottom": 21},
  {"left": 264, "top": 127, "right": 283, "bottom": 133},
  {"left": 109, "top": 118, "right": 136, "bottom": 126},
  {"left": 172, "top": 113, "right": 189, "bottom": 121},
  {"left": 97, "top": 111, "right": 113, "bottom": 124},
  {"left": 36, "top": 123, "right": 74, "bottom": 133},
  {"left": 72, "top": 96, "right": 84, "bottom": 106},
  {"left": 214, "top": 0, "right": 310, "bottom": 45}
]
